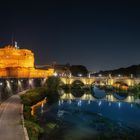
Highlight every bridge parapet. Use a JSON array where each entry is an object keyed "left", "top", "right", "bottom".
[
  {"left": 60, "top": 76, "right": 139, "bottom": 86},
  {"left": 60, "top": 77, "right": 96, "bottom": 85}
]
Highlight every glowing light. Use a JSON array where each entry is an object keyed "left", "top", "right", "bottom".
[
  {"left": 118, "top": 102, "right": 121, "bottom": 108},
  {"left": 41, "top": 102, "right": 44, "bottom": 108},
  {"left": 6, "top": 80, "right": 12, "bottom": 93},
  {"left": 78, "top": 100, "right": 82, "bottom": 106},
  {"left": 88, "top": 100, "right": 91, "bottom": 104},
  {"left": 18, "top": 80, "right": 21, "bottom": 86},
  {"left": 88, "top": 73, "right": 91, "bottom": 78},
  {"left": 6, "top": 80, "right": 11, "bottom": 89},
  {"left": 53, "top": 72, "right": 58, "bottom": 77},
  {"left": 98, "top": 100, "right": 102, "bottom": 106},
  {"left": 58, "top": 100, "right": 61, "bottom": 106},
  {"left": 18, "top": 80, "right": 23, "bottom": 91},
  {"left": 118, "top": 74, "right": 121, "bottom": 77},
  {"left": 0, "top": 82, "right": 2, "bottom": 86},
  {"left": 29, "top": 79, "right": 34, "bottom": 88},
  {"left": 78, "top": 73, "right": 82, "bottom": 77}
]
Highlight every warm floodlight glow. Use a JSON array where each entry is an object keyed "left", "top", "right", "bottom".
[
  {"left": 6, "top": 80, "right": 11, "bottom": 89},
  {"left": 0, "top": 45, "right": 54, "bottom": 78},
  {"left": 118, "top": 74, "right": 121, "bottom": 77},
  {"left": 53, "top": 72, "right": 58, "bottom": 77},
  {"left": 78, "top": 73, "right": 82, "bottom": 77}
]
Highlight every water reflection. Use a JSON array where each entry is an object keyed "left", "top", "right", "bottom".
[
  {"left": 60, "top": 85, "right": 135, "bottom": 103},
  {"left": 92, "top": 86, "right": 106, "bottom": 99},
  {"left": 38, "top": 86, "right": 140, "bottom": 140},
  {"left": 77, "top": 100, "right": 82, "bottom": 106}
]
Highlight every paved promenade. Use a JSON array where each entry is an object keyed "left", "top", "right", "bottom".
[{"left": 0, "top": 93, "right": 25, "bottom": 140}]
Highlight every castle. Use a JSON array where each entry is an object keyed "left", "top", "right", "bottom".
[{"left": 0, "top": 43, "right": 54, "bottom": 78}]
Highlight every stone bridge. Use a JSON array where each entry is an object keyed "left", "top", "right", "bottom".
[
  {"left": 60, "top": 76, "right": 140, "bottom": 86},
  {"left": 0, "top": 76, "right": 140, "bottom": 102}
]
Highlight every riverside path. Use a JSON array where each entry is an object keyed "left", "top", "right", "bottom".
[{"left": 0, "top": 92, "right": 26, "bottom": 140}]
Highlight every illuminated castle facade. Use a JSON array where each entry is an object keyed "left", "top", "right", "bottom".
[{"left": 0, "top": 44, "right": 54, "bottom": 78}]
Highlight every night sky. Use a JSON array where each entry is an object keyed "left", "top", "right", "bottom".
[{"left": 0, "top": 0, "right": 140, "bottom": 71}]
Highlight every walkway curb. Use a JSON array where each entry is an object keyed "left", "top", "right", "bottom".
[{"left": 21, "top": 104, "right": 29, "bottom": 140}]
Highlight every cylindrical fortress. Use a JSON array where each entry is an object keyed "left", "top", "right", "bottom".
[
  {"left": 0, "top": 45, "right": 34, "bottom": 68},
  {"left": 0, "top": 45, "right": 54, "bottom": 78}
]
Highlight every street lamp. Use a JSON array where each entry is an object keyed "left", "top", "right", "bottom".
[
  {"left": 78, "top": 73, "right": 82, "bottom": 77},
  {"left": 88, "top": 73, "right": 91, "bottom": 78},
  {"left": 69, "top": 72, "right": 72, "bottom": 78},
  {"left": 118, "top": 74, "right": 121, "bottom": 77},
  {"left": 130, "top": 74, "right": 133, "bottom": 78},
  {"left": 53, "top": 72, "right": 58, "bottom": 77},
  {"left": 109, "top": 74, "right": 111, "bottom": 78}
]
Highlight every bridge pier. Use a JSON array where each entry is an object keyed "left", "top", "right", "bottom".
[{"left": 0, "top": 78, "right": 45, "bottom": 103}]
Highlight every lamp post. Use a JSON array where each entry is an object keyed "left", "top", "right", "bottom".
[
  {"left": 131, "top": 74, "right": 133, "bottom": 79},
  {"left": 118, "top": 74, "right": 121, "bottom": 78},
  {"left": 88, "top": 73, "right": 91, "bottom": 78},
  {"left": 53, "top": 72, "right": 58, "bottom": 77}
]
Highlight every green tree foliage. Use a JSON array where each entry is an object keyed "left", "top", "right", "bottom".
[
  {"left": 96, "top": 64, "right": 140, "bottom": 77},
  {"left": 45, "top": 76, "right": 61, "bottom": 104},
  {"left": 132, "top": 84, "right": 140, "bottom": 99},
  {"left": 25, "top": 120, "right": 44, "bottom": 140},
  {"left": 45, "top": 76, "right": 61, "bottom": 92},
  {"left": 20, "top": 76, "right": 62, "bottom": 139},
  {"left": 70, "top": 65, "right": 88, "bottom": 77},
  {"left": 20, "top": 87, "right": 47, "bottom": 106}
]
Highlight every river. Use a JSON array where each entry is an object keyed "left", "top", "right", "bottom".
[{"left": 37, "top": 86, "right": 140, "bottom": 140}]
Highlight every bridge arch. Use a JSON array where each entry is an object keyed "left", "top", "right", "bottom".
[
  {"left": 71, "top": 80, "right": 85, "bottom": 97},
  {"left": 113, "top": 92, "right": 129, "bottom": 100},
  {"left": 113, "top": 81, "right": 129, "bottom": 90},
  {"left": 71, "top": 80, "right": 85, "bottom": 86},
  {"left": 91, "top": 86, "right": 106, "bottom": 99}
]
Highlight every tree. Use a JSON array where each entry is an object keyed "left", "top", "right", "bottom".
[
  {"left": 70, "top": 65, "right": 88, "bottom": 77},
  {"left": 45, "top": 76, "right": 61, "bottom": 104},
  {"left": 45, "top": 76, "right": 61, "bottom": 92}
]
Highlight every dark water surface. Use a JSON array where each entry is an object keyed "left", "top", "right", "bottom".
[{"left": 38, "top": 87, "right": 140, "bottom": 140}]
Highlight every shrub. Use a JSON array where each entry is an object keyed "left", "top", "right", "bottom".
[
  {"left": 25, "top": 120, "right": 44, "bottom": 140},
  {"left": 20, "top": 87, "right": 47, "bottom": 106}
]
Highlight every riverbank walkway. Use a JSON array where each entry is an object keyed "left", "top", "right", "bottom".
[{"left": 0, "top": 92, "right": 26, "bottom": 140}]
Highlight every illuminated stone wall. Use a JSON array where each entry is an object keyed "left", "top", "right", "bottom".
[
  {"left": 0, "top": 45, "right": 54, "bottom": 78},
  {"left": 0, "top": 45, "right": 34, "bottom": 68},
  {"left": 3, "top": 67, "right": 54, "bottom": 78}
]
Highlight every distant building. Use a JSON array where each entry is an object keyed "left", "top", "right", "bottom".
[
  {"left": 0, "top": 44, "right": 54, "bottom": 78},
  {"left": 53, "top": 64, "right": 71, "bottom": 76}
]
